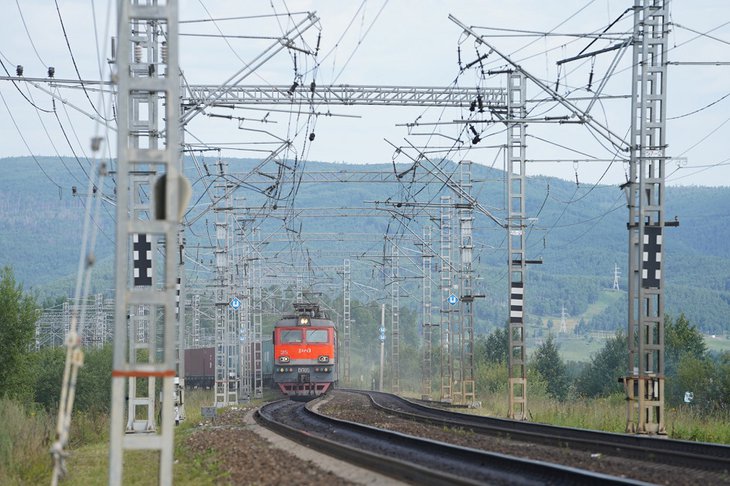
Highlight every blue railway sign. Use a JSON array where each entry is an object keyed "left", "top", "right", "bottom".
[{"left": 230, "top": 297, "right": 241, "bottom": 310}]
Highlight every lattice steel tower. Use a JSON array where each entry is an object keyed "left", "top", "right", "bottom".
[
  {"left": 343, "top": 259, "right": 352, "bottom": 385},
  {"left": 439, "top": 196, "right": 453, "bottom": 402},
  {"left": 623, "top": 0, "right": 670, "bottom": 435},
  {"left": 458, "top": 161, "right": 476, "bottom": 404},
  {"left": 420, "top": 225, "right": 433, "bottom": 400},
  {"left": 109, "top": 1, "right": 182, "bottom": 484},
  {"left": 390, "top": 241, "right": 401, "bottom": 394},
  {"left": 507, "top": 71, "right": 528, "bottom": 420}
]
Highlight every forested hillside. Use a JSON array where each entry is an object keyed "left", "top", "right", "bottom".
[{"left": 1, "top": 155, "right": 729, "bottom": 333}]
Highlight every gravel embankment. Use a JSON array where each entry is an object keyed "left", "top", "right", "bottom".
[
  {"left": 183, "top": 406, "right": 357, "bottom": 486},
  {"left": 318, "top": 390, "right": 730, "bottom": 486}
]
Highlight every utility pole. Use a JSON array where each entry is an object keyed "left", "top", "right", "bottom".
[
  {"left": 379, "top": 304, "right": 385, "bottom": 392},
  {"left": 439, "top": 196, "right": 453, "bottom": 402},
  {"left": 390, "top": 240, "right": 400, "bottom": 394},
  {"left": 458, "top": 160, "right": 476, "bottom": 405},
  {"left": 421, "top": 225, "right": 433, "bottom": 400},
  {"left": 239, "top": 233, "right": 252, "bottom": 402},
  {"left": 213, "top": 176, "right": 237, "bottom": 407},
  {"left": 622, "top": 0, "right": 673, "bottom": 435},
  {"left": 343, "top": 259, "right": 352, "bottom": 385},
  {"left": 252, "top": 227, "right": 263, "bottom": 399},
  {"left": 506, "top": 71, "right": 528, "bottom": 420},
  {"left": 109, "top": 1, "right": 182, "bottom": 484}
]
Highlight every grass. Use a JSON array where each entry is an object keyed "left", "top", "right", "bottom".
[
  {"left": 705, "top": 334, "right": 730, "bottom": 354},
  {"left": 0, "top": 397, "right": 54, "bottom": 486},
  {"left": 469, "top": 389, "right": 730, "bottom": 444},
  {"left": 4, "top": 383, "right": 728, "bottom": 484}
]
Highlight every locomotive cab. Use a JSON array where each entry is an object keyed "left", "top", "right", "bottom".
[{"left": 273, "top": 303, "right": 338, "bottom": 397}]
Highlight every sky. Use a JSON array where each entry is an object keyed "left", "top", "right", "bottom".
[{"left": 0, "top": 0, "right": 728, "bottom": 187}]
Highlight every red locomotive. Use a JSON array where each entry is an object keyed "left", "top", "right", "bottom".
[{"left": 273, "top": 303, "right": 338, "bottom": 397}]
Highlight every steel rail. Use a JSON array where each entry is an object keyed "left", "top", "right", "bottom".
[
  {"left": 351, "top": 390, "right": 730, "bottom": 473},
  {"left": 256, "top": 398, "right": 647, "bottom": 485}
]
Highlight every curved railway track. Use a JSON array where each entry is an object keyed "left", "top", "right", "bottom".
[
  {"left": 348, "top": 389, "right": 730, "bottom": 473},
  {"left": 256, "top": 397, "right": 650, "bottom": 485}
]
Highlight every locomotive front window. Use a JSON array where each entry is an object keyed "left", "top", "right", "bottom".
[
  {"left": 280, "top": 329, "right": 303, "bottom": 343},
  {"left": 306, "top": 329, "right": 328, "bottom": 343}
]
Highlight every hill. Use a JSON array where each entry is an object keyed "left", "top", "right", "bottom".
[{"left": 1, "top": 155, "right": 729, "bottom": 334}]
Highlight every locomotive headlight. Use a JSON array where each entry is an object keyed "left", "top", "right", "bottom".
[
  {"left": 279, "top": 356, "right": 290, "bottom": 363},
  {"left": 318, "top": 355, "right": 329, "bottom": 363},
  {"left": 298, "top": 316, "right": 310, "bottom": 326}
]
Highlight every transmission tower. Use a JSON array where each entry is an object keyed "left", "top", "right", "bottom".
[
  {"left": 623, "top": 0, "right": 672, "bottom": 435},
  {"left": 613, "top": 263, "right": 621, "bottom": 291},
  {"left": 109, "top": 1, "right": 182, "bottom": 484}
]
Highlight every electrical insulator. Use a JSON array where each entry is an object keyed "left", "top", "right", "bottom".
[
  {"left": 134, "top": 43, "right": 142, "bottom": 63},
  {"left": 309, "top": 132, "right": 315, "bottom": 142},
  {"left": 161, "top": 41, "right": 168, "bottom": 64},
  {"left": 47, "top": 67, "right": 55, "bottom": 78},
  {"left": 16, "top": 65, "right": 23, "bottom": 76}
]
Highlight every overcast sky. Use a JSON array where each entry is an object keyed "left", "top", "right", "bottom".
[{"left": 0, "top": 0, "right": 728, "bottom": 187}]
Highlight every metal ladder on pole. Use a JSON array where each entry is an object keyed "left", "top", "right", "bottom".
[{"left": 109, "top": 1, "right": 181, "bottom": 484}]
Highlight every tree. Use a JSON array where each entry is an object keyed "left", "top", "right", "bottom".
[
  {"left": 575, "top": 332, "right": 626, "bottom": 397},
  {"left": 664, "top": 313, "right": 710, "bottom": 407},
  {"left": 532, "top": 334, "right": 569, "bottom": 400},
  {"left": 665, "top": 313, "right": 707, "bottom": 376},
  {"left": 0, "top": 266, "right": 38, "bottom": 401},
  {"left": 477, "top": 326, "right": 508, "bottom": 365}
]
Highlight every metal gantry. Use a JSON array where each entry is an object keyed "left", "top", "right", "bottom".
[
  {"left": 506, "top": 71, "right": 528, "bottom": 420},
  {"left": 623, "top": 0, "right": 670, "bottom": 435},
  {"left": 109, "top": 1, "right": 182, "bottom": 484},
  {"left": 185, "top": 84, "right": 506, "bottom": 108}
]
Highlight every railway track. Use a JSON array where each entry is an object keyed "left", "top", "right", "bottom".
[
  {"left": 348, "top": 389, "right": 730, "bottom": 473},
  {"left": 256, "top": 397, "right": 650, "bottom": 485}
]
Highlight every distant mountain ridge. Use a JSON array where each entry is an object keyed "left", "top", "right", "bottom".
[{"left": 1, "top": 155, "right": 729, "bottom": 333}]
